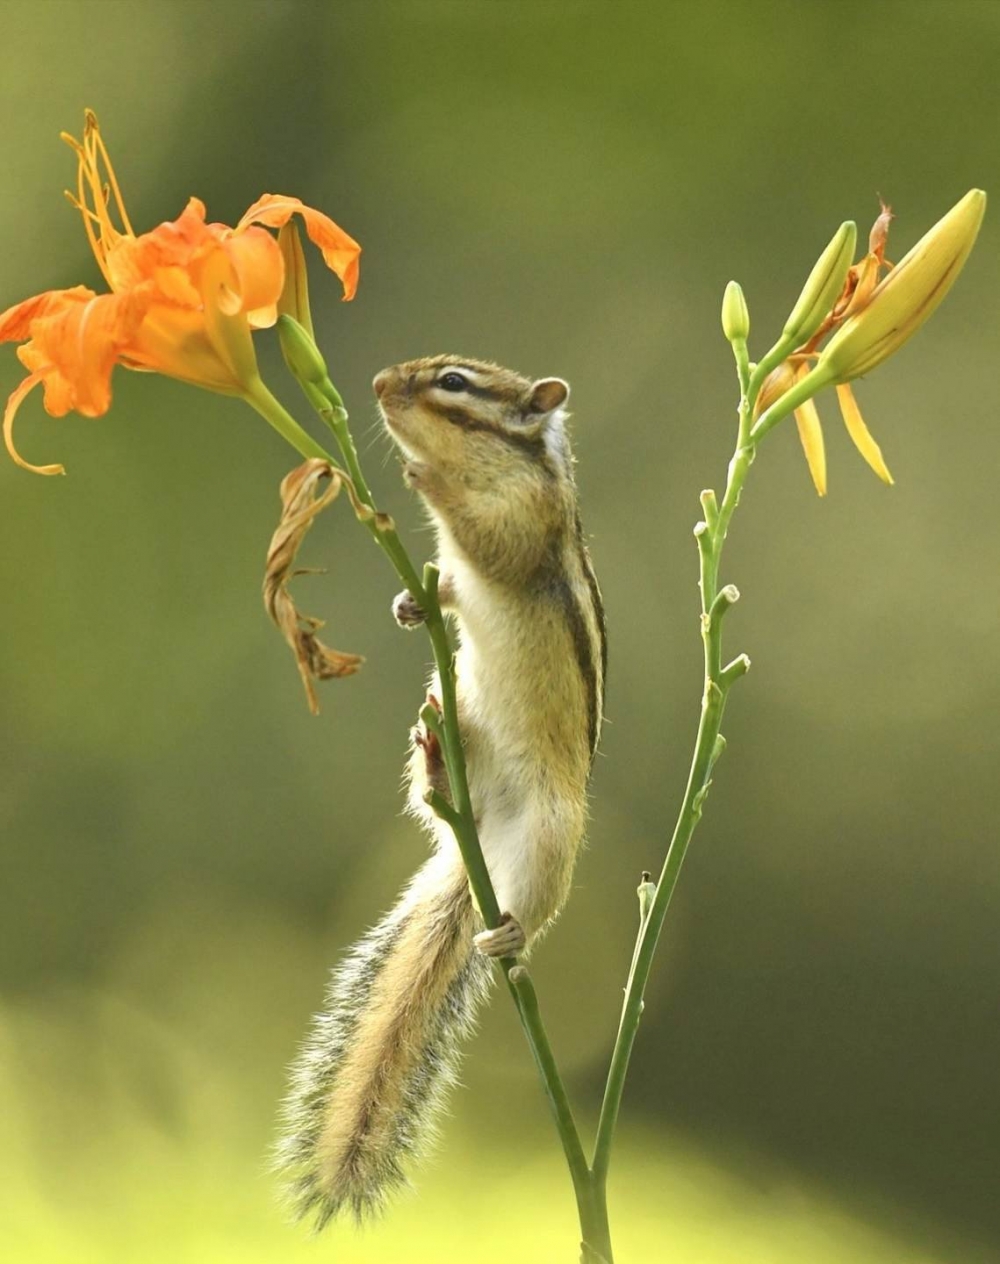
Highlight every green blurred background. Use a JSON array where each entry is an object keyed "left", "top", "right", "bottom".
[{"left": 1, "top": 2, "right": 998, "bottom": 1261}]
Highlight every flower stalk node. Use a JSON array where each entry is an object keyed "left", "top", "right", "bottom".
[
  {"left": 711, "top": 584, "right": 740, "bottom": 619},
  {"left": 699, "top": 489, "right": 719, "bottom": 529},
  {"left": 720, "top": 654, "right": 751, "bottom": 686},
  {"left": 420, "top": 701, "right": 445, "bottom": 738},
  {"left": 636, "top": 874, "right": 657, "bottom": 923}
]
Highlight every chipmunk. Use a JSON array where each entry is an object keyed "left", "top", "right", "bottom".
[{"left": 278, "top": 356, "right": 606, "bottom": 1228}]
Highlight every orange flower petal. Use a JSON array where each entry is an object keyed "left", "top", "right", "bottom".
[
  {"left": 0, "top": 286, "right": 97, "bottom": 344},
  {"left": 106, "top": 198, "right": 212, "bottom": 292},
  {"left": 149, "top": 265, "right": 203, "bottom": 309},
  {"left": 28, "top": 290, "right": 148, "bottom": 418},
  {"left": 794, "top": 398, "right": 827, "bottom": 496},
  {"left": 126, "top": 305, "right": 240, "bottom": 393},
  {"left": 196, "top": 247, "right": 262, "bottom": 391},
  {"left": 3, "top": 372, "right": 65, "bottom": 475},
  {"left": 237, "top": 194, "right": 360, "bottom": 300},
  {"left": 835, "top": 383, "right": 894, "bottom": 485},
  {"left": 222, "top": 226, "right": 284, "bottom": 323}
]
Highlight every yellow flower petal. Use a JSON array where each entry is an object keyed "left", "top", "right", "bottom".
[
  {"left": 794, "top": 397, "right": 827, "bottom": 496},
  {"left": 835, "top": 383, "right": 894, "bottom": 485}
]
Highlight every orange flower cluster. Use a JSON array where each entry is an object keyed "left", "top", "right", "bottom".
[{"left": 0, "top": 110, "right": 360, "bottom": 474}]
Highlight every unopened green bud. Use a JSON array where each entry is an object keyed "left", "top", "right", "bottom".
[
  {"left": 276, "top": 221, "right": 315, "bottom": 340},
  {"left": 721, "top": 280, "right": 750, "bottom": 343},
  {"left": 277, "top": 314, "right": 328, "bottom": 386},
  {"left": 782, "top": 220, "right": 857, "bottom": 347}
]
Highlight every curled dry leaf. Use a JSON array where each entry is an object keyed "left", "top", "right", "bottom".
[{"left": 263, "top": 458, "right": 364, "bottom": 714}]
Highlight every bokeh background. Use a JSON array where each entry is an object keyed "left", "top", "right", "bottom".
[{"left": 1, "top": 2, "right": 998, "bottom": 1261}]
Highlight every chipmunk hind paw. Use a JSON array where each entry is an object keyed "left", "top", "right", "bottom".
[{"left": 473, "top": 912, "right": 526, "bottom": 959}]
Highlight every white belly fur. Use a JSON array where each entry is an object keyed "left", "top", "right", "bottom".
[{"left": 421, "top": 560, "right": 590, "bottom": 939}]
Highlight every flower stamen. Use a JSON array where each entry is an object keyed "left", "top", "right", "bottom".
[{"left": 84, "top": 109, "right": 134, "bottom": 236}]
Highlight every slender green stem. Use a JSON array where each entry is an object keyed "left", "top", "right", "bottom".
[
  {"left": 245, "top": 378, "right": 336, "bottom": 462},
  {"left": 508, "top": 968, "right": 592, "bottom": 1211},
  {"left": 592, "top": 386, "right": 756, "bottom": 1192},
  {"left": 747, "top": 329, "right": 797, "bottom": 401}
]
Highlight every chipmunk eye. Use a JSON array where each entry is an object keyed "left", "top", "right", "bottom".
[{"left": 437, "top": 372, "right": 468, "bottom": 392}]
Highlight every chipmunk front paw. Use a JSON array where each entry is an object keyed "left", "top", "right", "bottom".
[{"left": 392, "top": 590, "right": 427, "bottom": 628}]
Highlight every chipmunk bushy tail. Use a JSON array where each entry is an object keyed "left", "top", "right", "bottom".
[{"left": 277, "top": 849, "right": 492, "bottom": 1227}]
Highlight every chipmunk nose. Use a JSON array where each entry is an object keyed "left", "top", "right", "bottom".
[{"left": 373, "top": 368, "right": 392, "bottom": 399}]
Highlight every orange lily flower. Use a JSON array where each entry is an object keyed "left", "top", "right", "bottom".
[{"left": 0, "top": 110, "right": 361, "bottom": 474}]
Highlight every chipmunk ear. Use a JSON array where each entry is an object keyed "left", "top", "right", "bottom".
[{"left": 528, "top": 377, "right": 570, "bottom": 415}]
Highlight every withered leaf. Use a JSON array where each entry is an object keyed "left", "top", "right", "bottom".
[{"left": 263, "top": 458, "right": 364, "bottom": 714}]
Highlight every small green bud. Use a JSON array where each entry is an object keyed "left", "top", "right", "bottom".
[
  {"left": 277, "top": 314, "right": 328, "bottom": 387},
  {"left": 721, "top": 280, "right": 750, "bottom": 343},
  {"left": 782, "top": 220, "right": 857, "bottom": 347}
]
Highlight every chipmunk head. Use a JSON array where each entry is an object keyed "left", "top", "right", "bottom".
[
  {"left": 375, "top": 356, "right": 571, "bottom": 502},
  {"left": 375, "top": 355, "right": 578, "bottom": 577}
]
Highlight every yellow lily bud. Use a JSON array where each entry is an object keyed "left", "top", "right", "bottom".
[
  {"left": 781, "top": 220, "right": 857, "bottom": 348},
  {"left": 817, "top": 189, "right": 986, "bottom": 382},
  {"left": 277, "top": 220, "right": 315, "bottom": 341},
  {"left": 721, "top": 280, "right": 750, "bottom": 343}
]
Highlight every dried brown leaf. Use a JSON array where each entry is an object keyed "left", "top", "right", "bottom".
[{"left": 263, "top": 458, "right": 364, "bottom": 714}]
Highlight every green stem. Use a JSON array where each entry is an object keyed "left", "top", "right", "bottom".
[
  {"left": 507, "top": 968, "right": 596, "bottom": 1237},
  {"left": 264, "top": 353, "right": 597, "bottom": 1251},
  {"left": 245, "top": 378, "right": 335, "bottom": 462},
  {"left": 592, "top": 388, "right": 755, "bottom": 1193},
  {"left": 420, "top": 562, "right": 501, "bottom": 926}
]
